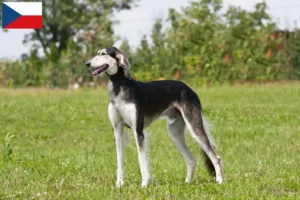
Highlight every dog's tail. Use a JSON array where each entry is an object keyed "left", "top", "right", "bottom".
[{"left": 201, "top": 112, "right": 217, "bottom": 177}]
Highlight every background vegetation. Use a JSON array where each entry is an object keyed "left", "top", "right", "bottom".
[{"left": 1, "top": 0, "right": 300, "bottom": 88}]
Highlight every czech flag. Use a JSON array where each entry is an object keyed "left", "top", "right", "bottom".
[{"left": 2, "top": 2, "right": 42, "bottom": 29}]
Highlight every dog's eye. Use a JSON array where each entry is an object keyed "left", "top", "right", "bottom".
[{"left": 100, "top": 52, "right": 106, "bottom": 55}]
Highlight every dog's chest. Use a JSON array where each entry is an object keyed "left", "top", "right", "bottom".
[{"left": 109, "top": 83, "right": 136, "bottom": 127}]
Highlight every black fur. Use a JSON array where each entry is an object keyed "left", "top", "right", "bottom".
[
  {"left": 108, "top": 64, "right": 218, "bottom": 172},
  {"left": 87, "top": 47, "right": 222, "bottom": 183},
  {"left": 201, "top": 150, "right": 216, "bottom": 177},
  {"left": 107, "top": 47, "right": 217, "bottom": 172}
]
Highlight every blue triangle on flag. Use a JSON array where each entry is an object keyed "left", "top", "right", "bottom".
[{"left": 2, "top": 2, "right": 22, "bottom": 28}]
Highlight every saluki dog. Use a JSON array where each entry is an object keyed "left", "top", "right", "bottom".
[{"left": 85, "top": 47, "right": 224, "bottom": 187}]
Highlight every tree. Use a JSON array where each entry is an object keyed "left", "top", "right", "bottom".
[
  {"left": 1, "top": 0, "right": 136, "bottom": 61},
  {"left": 131, "top": 0, "right": 285, "bottom": 83}
]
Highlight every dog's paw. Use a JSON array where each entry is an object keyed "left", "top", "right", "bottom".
[
  {"left": 185, "top": 179, "right": 191, "bottom": 184},
  {"left": 141, "top": 182, "right": 149, "bottom": 188},
  {"left": 116, "top": 180, "right": 124, "bottom": 188},
  {"left": 216, "top": 177, "right": 224, "bottom": 184},
  {"left": 141, "top": 178, "right": 151, "bottom": 188}
]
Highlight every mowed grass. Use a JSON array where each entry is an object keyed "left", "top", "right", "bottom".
[{"left": 0, "top": 84, "right": 299, "bottom": 199}]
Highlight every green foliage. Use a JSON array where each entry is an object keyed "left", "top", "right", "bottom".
[
  {"left": 130, "top": 0, "right": 293, "bottom": 83},
  {"left": 289, "top": 30, "right": 300, "bottom": 79},
  {"left": 1, "top": 0, "right": 299, "bottom": 87},
  {"left": 1, "top": 0, "right": 136, "bottom": 88},
  {"left": 4, "top": 49, "right": 45, "bottom": 88},
  {"left": 1, "top": 0, "right": 135, "bottom": 62},
  {"left": 0, "top": 85, "right": 299, "bottom": 198}
]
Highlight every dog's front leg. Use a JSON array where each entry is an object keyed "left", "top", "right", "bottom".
[
  {"left": 133, "top": 129, "right": 151, "bottom": 187},
  {"left": 108, "top": 103, "right": 125, "bottom": 188},
  {"left": 131, "top": 105, "right": 151, "bottom": 187},
  {"left": 114, "top": 124, "right": 126, "bottom": 188}
]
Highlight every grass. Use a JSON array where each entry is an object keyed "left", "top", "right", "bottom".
[{"left": 0, "top": 83, "right": 299, "bottom": 199}]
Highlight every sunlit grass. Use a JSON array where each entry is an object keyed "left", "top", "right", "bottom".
[{"left": 0, "top": 84, "right": 299, "bottom": 199}]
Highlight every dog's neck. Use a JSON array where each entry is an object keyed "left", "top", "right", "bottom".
[
  {"left": 108, "top": 67, "right": 130, "bottom": 82},
  {"left": 108, "top": 68, "right": 132, "bottom": 98}
]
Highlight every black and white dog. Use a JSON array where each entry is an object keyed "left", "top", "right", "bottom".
[{"left": 85, "top": 47, "right": 224, "bottom": 187}]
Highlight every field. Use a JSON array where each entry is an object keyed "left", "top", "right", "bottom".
[{"left": 0, "top": 84, "right": 300, "bottom": 199}]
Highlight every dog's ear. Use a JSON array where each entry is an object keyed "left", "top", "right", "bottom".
[{"left": 114, "top": 47, "right": 131, "bottom": 78}]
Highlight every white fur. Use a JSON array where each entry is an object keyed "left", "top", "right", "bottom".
[
  {"left": 122, "top": 103, "right": 151, "bottom": 187},
  {"left": 180, "top": 109, "right": 224, "bottom": 184},
  {"left": 89, "top": 48, "right": 224, "bottom": 187},
  {"left": 200, "top": 113, "right": 223, "bottom": 183},
  {"left": 201, "top": 112, "right": 216, "bottom": 149},
  {"left": 89, "top": 51, "right": 118, "bottom": 76},
  {"left": 108, "top": 86, "right": 151, "bottom": 187},
  {"left": 113, "top": 90, "right": 136, "bottom": 128},
  {"left": 167, "top": 117, "right": 196, "bottom": 183},
  {"left": 108, "top": 103, "right": 125, "bottom": 187},
  {"left": 133, "top": 130, "right": 151, "bottom": 187}
]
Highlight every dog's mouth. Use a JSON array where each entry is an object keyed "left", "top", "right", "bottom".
[{"left": 92, "top": 64, "right": 109, "bottom": 76}]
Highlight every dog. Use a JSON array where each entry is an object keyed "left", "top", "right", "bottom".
[{"left": 85, "top": 47, "right": 224, "bottom": 187}]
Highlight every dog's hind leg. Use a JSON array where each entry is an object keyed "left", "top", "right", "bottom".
[
  {"left": 179, "top": 102, "right": 224, "bottom": 184},
  {"left": 167, "top": 116, "right": 196, "bottom": 183},
  {"left": 108, "top": 103, "right": 128, "bottom": 188}
]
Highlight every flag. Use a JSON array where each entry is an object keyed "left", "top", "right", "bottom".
[{"left": 2, "top": 2, "right": 42, "bottom": 29}]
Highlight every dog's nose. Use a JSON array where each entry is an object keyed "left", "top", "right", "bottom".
[{"left": 85, "top": 61, "right": 91, "bottom": 67}]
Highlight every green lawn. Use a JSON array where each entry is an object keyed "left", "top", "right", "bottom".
[{"left": 0, "top": 84, "right": 299, "bottom": 199}]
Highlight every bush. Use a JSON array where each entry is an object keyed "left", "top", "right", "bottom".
[{"left": 2, "top": 0, "right": 299, "bottom": 88}]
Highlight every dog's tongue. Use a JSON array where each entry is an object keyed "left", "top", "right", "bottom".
[
  {"left": 92, "top": 68, "right": 100, "bottom": 75},
  {"left": 92, "top": 65, "right": 107, "bottom": 75}
]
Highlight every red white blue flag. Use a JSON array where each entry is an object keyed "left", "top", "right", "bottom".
[{"left": 2, "top": 2, "right": 42, "bottom": 29}]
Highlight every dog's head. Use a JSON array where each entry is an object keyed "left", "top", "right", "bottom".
[{"left": 85, "top": 47, "right": 131, "bottom": 78}]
